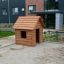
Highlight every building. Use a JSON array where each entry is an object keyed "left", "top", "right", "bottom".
[
  {"left": 0, "top": 0, "right": 25, "bottom": 23},
  {"left": 26, "top": 0, "right": 44, "bottom": 16},
  {"left": 13, "top": 16, "right": 44, "bottom": 46},
  {"left": 0, "top": 0, "right": 64, "bottom": 30},
  {"left": 26, "top": 0, "right": 64, "bottom": 30}
]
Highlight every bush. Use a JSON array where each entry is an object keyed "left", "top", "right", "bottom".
[{"left": 44, "top": 31, "right": 58, "bottom": 42}]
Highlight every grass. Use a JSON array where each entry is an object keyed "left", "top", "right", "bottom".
[{"left": 0, "top": 31, "right": 15, "bottom": 38}]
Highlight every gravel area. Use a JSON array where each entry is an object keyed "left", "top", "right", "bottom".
[
  {"left": 0, "top": 36, "right": 64, "bottom": 64},
  {"left": 0, "top": 36, "right": 15, "bottom": 48}
]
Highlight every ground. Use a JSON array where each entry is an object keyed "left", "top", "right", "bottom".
[{"left": 0, "top": 36, "right": 64, "bottom": 64}]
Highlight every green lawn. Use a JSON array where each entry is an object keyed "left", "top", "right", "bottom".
[{"left": 0, "top": 31, "right": 15, "bottom": 38}]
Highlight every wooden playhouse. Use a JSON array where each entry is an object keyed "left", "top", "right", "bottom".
[{"left": 13, "top": 16, "right": 44, "bottom": 46}]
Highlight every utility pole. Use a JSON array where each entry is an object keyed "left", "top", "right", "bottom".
[
  {"left": 44, "top": 0, "right": 48, "bottom": 28},
  {"left": 8, "top": 0, "right": 10, "bottom": 25}
]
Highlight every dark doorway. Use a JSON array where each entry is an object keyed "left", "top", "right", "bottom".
[
  {"left": 36, "top": 29, "right": 39, "bottom": 43},
  {"left": 46, "top": 14, "right": 55, "bottom": 29},
  {"left": 37, "top": 14, "right": 55, "bottom": 29}
]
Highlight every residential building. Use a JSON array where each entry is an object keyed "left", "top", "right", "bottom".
[
  {"left": 0, "top": 0, "right": 64, "bottom": 30},
  {"left": 26, "top": 0, "right": 44, "bottom": 16},
  {"left": 26, "top": 0, "right": 64, "bottom": 30},
  {"left": 0, "top": 0, "right": 25, "bottom": 23}
]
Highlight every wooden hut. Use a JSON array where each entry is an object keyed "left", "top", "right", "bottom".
[{"left": 13, "top": 16, "right": 44, "bottom": 46}]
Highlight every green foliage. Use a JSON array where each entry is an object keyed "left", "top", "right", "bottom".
[
  {"left": 44, "top": 32, "right": 58, "bottom": 42},
  {"left": 44, "top": 0, "right": 56, "bottom": 9},
  {"left": 0, "top": 31, "right": 15, "bottom": 38}
]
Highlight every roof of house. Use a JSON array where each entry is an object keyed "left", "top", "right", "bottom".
[{"left": 13, "top": 16, "right": 44, "bottom": 30}]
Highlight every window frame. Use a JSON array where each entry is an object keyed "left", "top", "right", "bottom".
[
  {"left": 21, "top": 8, "right": 25, "bottom": 12},
  {"left": 28, "top": 5, "right": 36, "bottom": 13},
  {"left": 12, "top": 7, "right": 19, "bottom": 15},
  {"left": 21, "top": 31, "right": 26, "bottom": 38},
  {"left": 2, "top": 8, "right": 7, "bottom": 15}
]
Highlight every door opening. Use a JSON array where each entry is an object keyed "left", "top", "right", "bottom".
[{"left": 36, "top": 29, "right": 39, "bottom": 43}]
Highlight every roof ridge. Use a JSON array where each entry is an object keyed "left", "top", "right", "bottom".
[{"left": 13, "top": 16, "right": 43, "bottom": 30}]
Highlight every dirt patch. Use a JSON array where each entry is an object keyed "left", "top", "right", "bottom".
[
  {"left": 34, "top": 47, "right": 64, "bottom": 64},
  {"left": 0, "top": 35, "right": 64, "bottom": 64}
]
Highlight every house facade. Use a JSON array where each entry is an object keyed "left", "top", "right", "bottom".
[
  {"left": 0, "top": 0, "right": 26, "bottom": 23},
  {"left": 26, "top": 0, "right": 64, "bottom": 30},
  {"left": 0, "top": 0, "right": 64, "bottom": 30},
  {"left": 26, "top": 0, "right": 44, "bottom": 16}
]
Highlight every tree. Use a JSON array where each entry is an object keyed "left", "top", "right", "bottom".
[{"left": 44, "top": 0, "right": 56, "bottom": 10}]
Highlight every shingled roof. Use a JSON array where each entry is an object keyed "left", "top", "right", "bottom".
[{"left": 13, "top": 16, "right": 44, "bottom": 30}]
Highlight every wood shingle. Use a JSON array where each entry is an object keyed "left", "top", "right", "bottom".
[{"left": 13, "top": 16, "right": 44, "bottom": 30}]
